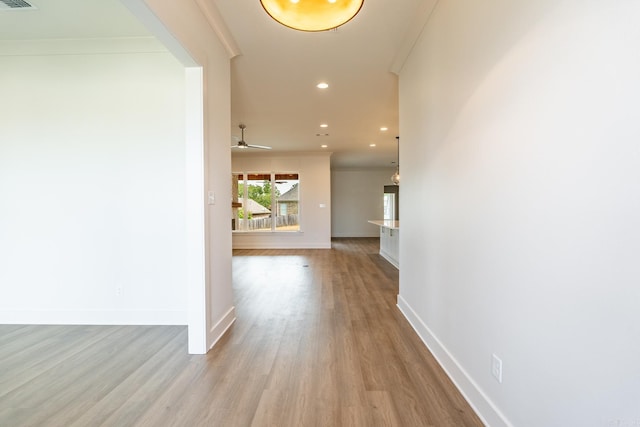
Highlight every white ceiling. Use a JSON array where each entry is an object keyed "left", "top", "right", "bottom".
[
  {"left": 0, "top": 0, "right": 428, "bottom": 169},
  {"left": 0, "top": 0, "right": 149, "bottom": 39}
]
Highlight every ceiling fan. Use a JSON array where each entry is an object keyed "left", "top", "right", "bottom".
[{"left": 231, "top": 124, "right": 272, "bottom": 150}]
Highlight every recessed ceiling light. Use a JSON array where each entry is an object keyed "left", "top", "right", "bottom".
[
  {"left": 320, "top": 123, "right": 328, "bottom": 128},
  {"left": 321, "top": 144, "right": 328, "bottom": 148},
  {"left": 369, "top": 144, "right": 376, "bottom": 147},
  {"left": 380, "top": 127, "right": 388, "bottom": 131},
  {"left": 317, "top": 82, "right": 329, "bottom": 89}
]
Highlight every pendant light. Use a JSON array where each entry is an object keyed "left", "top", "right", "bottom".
[
  {"left": 260, "top": 0, "right": 365, "bottom": 32},
  {"left": 391, "top": 136, "right": 400, "bottom": 185}
]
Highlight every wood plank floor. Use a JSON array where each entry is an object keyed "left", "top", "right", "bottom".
[{"left": 0, "top": 238, "right": 483, "bottom": 427}]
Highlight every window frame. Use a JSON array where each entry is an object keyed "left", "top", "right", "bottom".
[{"left": 232, "top": 171, "right": 301, "bottom": 233}]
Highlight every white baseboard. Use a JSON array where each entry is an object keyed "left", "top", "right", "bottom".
[
  {"left": 208, "top": 306, "right": 236, "bottom": 351},
  {"left": 379, "top": 249, "right": 399, "bottom": 269},
  {"left": 0, "top": 309, "right": 187, "bottom": 325},
  {"left": 232, "top": 242, "right": 332, "bottom": 249},
  {"left": 396, "top": 295, "right": 512, "bottom": 427},
  {"left": 330, "top": 232, "right": 380, "bottom": 238}
]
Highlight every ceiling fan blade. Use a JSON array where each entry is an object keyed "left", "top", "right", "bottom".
[
  {"left": 231, "top": 139, "right": 250, "bottom": 149},
  {"left": 247, "top": 144, "right": 272, "bottom": 150}
]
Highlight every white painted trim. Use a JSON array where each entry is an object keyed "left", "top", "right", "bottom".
[
  {"left": 185, "top": 66, "right": 207, "bottom": 355},
  {"left": 0, "top": 310, "right": 187, "bottom": 325},
  {"left": 120, "top": 0, "right": 198, "bottom": 66},
  {"left": 379, "top": 249, "right": 399, "bottom": 269},
  {"left": 331, "top": 233, "right": 380, "bottom": 238},
  {"left": 232, "top": 231, "right": 305, "bottom": 237},
  {"left": 396, "top": 295, "right": 513, "bottom": 427},
  {"left": 232, "top": 242, "right": 332, "bottom": 250},
  {"left": 389, "top": 0, "right": 439, "bottom": 75},
  {"left": 0, "top": 37, "right": 166, "bottom": 56},
  {"left": 208, "top": 306, "right": 236, "bottom": 351},
  {"left": 194, "top": 0, "right": 241, "bottom": 59}
]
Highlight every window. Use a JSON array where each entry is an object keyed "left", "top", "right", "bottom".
[
  {"left": 274, "top": 173, "right": 299, "bottom": 231},
  {"left": 232, "top": 172, "right": 300, "bottom": 232}
]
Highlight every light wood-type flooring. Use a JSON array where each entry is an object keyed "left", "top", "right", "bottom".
[{"left": 0, "top": 238, "right": 483, "bottom": 427}]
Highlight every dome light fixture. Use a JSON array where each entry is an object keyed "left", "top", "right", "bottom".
[{"left": 260, "top": 0, "right": 365, "bottom": 32}]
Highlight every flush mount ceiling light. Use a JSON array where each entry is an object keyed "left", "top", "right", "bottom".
[{"left": 260, "top": 0, "right": 364, "bottom": 32}]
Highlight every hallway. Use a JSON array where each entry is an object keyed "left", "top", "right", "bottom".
[{"left": 0, "top": 239, "right": 482, "bottom": 426}]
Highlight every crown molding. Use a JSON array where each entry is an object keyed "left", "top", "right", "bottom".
[
  {"left": 194, "top": 0, "right": 241, "bottom": 59},
  {"left": 390, "top": 0, "right": 439, "bottom": 75}
]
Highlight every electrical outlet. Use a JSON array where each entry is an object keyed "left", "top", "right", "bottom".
[
  {"left": 491, "top": 354, "right": 503, "bottom": 383},
  {"left": 116, "top": 286, "right": 123, "bottom": 297}
]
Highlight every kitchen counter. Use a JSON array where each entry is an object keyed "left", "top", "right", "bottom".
[
  {"left": 368, "top": 220, "right": 399, "bottom": 269},
  {"left": 367, "top": 220, "right": 400, "bottom": 230}
]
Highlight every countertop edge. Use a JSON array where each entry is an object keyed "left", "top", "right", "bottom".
[{"left": 368, "top": 220, "right": 400, "bottom": 230}]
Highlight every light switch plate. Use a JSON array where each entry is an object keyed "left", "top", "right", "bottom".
[{"left": 491, "top": 354, "right": 503, "bottom": 383}]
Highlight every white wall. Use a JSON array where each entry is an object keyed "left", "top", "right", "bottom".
[
  {"left": 398, "top": 1, "right": 640, "bottom": 426},
  {"left": 141, "top": 0, "right": 235, "bottom": 353},
  {"left": 0, "top": 40, "right": 187, "bottom": 324},
  {"left": 331, "top": 168, "right": 395, "bottom": 237},
  {"left": 232, "top": 153, "right": 331, "bottom": 249}
]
